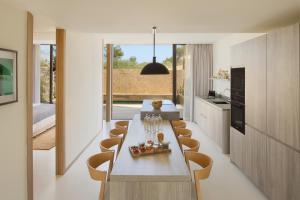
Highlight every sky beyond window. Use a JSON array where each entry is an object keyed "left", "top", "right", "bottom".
[
  {"left": 119, "top": 45, "right": 172, "bottom": 63},
  {"left": 40, "top": 45, "right": 50, "bottom": 61}
]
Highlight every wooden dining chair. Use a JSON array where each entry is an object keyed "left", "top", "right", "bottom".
[
  {"left": 174, "top": 128, "right": 192, "bottom": 138},
  {"left": 115, "top": 120, "right": 129, "bottom": 130},
  {"left": 109, "top": 128, "right": 127, "bottom": 140},
  {"left": 184, "top": 151, "right": 213, "bottom": 200},
  {"left": 179, "top": 137, "right": 200, "bottom": 153},
  {"left": 171, "top": 120, "right": 186, "bottom": 129},
  {"left": 87, "top": 151, "right": 114, "bottom": 200},
  {"left": 100, "top": 137, "right": 122, "bottom": 158}
]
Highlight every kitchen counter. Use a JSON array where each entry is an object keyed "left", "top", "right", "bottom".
[
  {"left": 194, "top": 96, "right": 231, "bottom": 154},
  {"left": 197, "top": 96, "right": 231, "bottom": 110}
]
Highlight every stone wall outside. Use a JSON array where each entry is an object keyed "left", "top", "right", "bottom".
[{"left": 103, "top": 69, "right": 184, "bottom": 101}]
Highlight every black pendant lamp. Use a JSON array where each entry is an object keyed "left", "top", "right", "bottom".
[{"left": 140, "top": 27, "right": 170, "bottom": 75}]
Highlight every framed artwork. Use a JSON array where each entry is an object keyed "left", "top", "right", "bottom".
[{"left": 0, "top": 48, "right": 18, "bottom": 105}]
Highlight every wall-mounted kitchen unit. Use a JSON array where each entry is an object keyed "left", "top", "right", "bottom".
[{"left": 230, "top": 23, "right": 300, "bottom": 200}]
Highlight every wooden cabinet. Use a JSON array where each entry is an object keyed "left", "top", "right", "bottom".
[
  {"left": 230, "top": 126, "right": 267, "bottom": 194},
  {"left": 230, "top": 127, "right": 245, "bottom": 168},
  {"left": 244, "top": 35, "right": 267, "bottom": 133},
  {"left": 207, "top": 105, "right": 220, "bottom": 145},
  {"left": 231, "top": 42, "right": 246, "bottom": 67},
  {"left": 266, "top": 138, "right": 300, "bottom": 200},
  {"left": 194, "top": 97, "right": 201, "bottom": 124},
  {"left": 230, "top": 23, "right": 300, "bottom": 200},
  {"left": 267, "top": 23, "right": 300, "bottom": 150},
  {"left": 194, "top": 97, "right": 207, "bottom": 132},
  {"left": 194, "top": 97, "right": 230, "bottom": 153},
  {"left": 231, "top": 34, "right": 267, "bottom": 132},
  {"left": 244, "top": 126, "right": 267, "bottom": 194}
]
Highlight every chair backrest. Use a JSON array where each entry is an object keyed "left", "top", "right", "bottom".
[
  {"left": 184, "top": 151, "right": 213, "bottom": 180},
  {"left": 115, "top": 121, "right": 129, "bottom": 130},
  {"left": 175, "top": 128, "right": 192, "bottom": 138},
  {"left": 87, "top": 151, "right": 114, "bottom": 181},
  {"left": 179, "top": 137, "right": 200, "bottom": 152},
  {"left": 171, "top": 120, "right": 186, "bottom": 129},
  {"left": 100, "top": 137, "right": 122, "bottom": 155},
  {"left": 109, "top": 128, "right": 127, "bottom": 138}
]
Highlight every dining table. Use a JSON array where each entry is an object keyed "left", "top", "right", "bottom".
[
  {"left": 109, "top": 114, "right": 192, "bottom": 200},
  {"left": 140, "top": 99, "right": 180, "bottom": 120}
]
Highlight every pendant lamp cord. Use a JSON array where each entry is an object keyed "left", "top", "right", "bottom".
[{"left": 153, "top": 26, "right": 156, "bottom": 58}]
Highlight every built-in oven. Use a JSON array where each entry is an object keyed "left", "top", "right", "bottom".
[
  {"left": 231, "top": 67, "right": 245, "bottom": 134},
  {"left": 231, "top": 100, "right": 245, "bottom": 134}
]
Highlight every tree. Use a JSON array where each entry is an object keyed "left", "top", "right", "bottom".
[
  {"left": 176, "top": 45, "right": 185, "bottom": 64},
  {"left": 129, "top": 56, "right": 137, "bottom": 63},
  {"left": 40, "top": 58, "right": 49, "bottom": 66},
  {"left": 162, "top": 57, "right": 172, "bottom": 69},
  {"left": 113, "top": 45, "right": 124, "bottom": 61},
  {"left": 162, "top": 45, "right": 186, "bottom": 69},
  {"left": 103, "top": 45, "right": 125, "bottom": 68}
]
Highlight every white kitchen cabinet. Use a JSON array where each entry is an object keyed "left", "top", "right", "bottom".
[{"left": 194, "top": 97, "right": 230, "bottom": 153}]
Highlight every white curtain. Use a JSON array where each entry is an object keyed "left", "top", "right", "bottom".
[
  {"left": 183, "top": 46, "right": 194, "bottom": 121},
  {"left": 183, "top": 44, "right": 213, "bottom": 121}
]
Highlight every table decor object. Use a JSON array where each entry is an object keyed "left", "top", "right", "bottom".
[{"left": 152, "top": 100, "right": 162, "bottom": 110}]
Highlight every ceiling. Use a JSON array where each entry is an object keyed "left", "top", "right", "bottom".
[{"left": 2, "top": 0, "right": 300, "bottom": 33}]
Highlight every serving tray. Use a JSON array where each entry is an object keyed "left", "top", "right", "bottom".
[{"left": 129, "top": 146, "right": 171, "bottom": 158}]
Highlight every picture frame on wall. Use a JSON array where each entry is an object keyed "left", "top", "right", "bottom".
[{"left": 0, "top": 48, "right": 18, "bottom": 105}]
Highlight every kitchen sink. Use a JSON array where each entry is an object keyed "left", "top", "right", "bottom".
[{"left": 212, "top": 101, "right": 229, "bottom": 104}]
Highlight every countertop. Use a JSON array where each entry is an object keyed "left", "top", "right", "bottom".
[{"left": 197, "top": 96, "right": 231, "bottom": 110}]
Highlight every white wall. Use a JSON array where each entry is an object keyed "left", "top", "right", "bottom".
[
  {"left": 0, "top": 3, "right": 28, "bottom": 200},
  {"left": 101, "top": 33, "right": 228, "bottom": 44},
  {"left": 33, "top": 31, "right": 55, "bottom": 44},
  {"left": 64, "top": 31, "right": 103, "bottom": 167},
  {"left": 213, "top": 33, "right": 264, "bottom": 97}
]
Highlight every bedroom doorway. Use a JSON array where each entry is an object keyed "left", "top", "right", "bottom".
[
  {"left": 32, "top": 39, "right": 58, "bottom": 200},
  {"left": 27, "top": 13, "right": 65, "bottom": 200},
  {"left": 32, "top": 44, "right": 56, "bottom": 151}
]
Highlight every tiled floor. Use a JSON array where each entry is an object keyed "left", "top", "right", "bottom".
[{"left": 33, "top": 120, "right": 267, "bottom": 200}]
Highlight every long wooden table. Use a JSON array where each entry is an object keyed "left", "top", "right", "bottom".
[{"left": 109, "top": 114, "right": 192, "bottom": 200}]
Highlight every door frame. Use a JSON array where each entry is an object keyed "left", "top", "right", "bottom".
[
  {"left": 55, "top": 29, "right": 66, "bottom": 175},
  {"left": 27, "top": 12, "right": 33, "bottom": 200},
  {"left": 27, "top": 14, "right": 66, "bottom": 200}
]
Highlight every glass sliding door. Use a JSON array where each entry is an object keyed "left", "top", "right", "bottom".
[
  {"left": 103, "top": 44, "right": 186, "bottom": 120},
  {"left": 111, "top": 44, "right": 173, "bottom": 120},
  {"left": 174, "top": 44, "right": 185, "bottom": 118}
]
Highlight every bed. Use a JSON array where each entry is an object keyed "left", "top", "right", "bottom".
[{"left": 32, "top": 103, "right": 55, "bottom": 137}]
